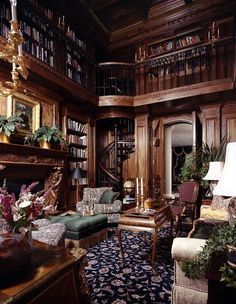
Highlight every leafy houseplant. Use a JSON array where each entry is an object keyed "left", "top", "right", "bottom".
[
  {"left": 0, "top": 115, "right": 23, "bottom": 142},
  {"left": 181, "top": 222, "right": 236, "bottom": 287},
  {"left": 179, "top": 139, "right": 228, "bottom": 187},
  {"left": 33, "top": 125, "right": 65, "bottom": 149}
]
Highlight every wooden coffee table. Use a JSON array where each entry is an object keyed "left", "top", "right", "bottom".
[{"left": 117, "top": 204, "right": 173, "bottom": 270}]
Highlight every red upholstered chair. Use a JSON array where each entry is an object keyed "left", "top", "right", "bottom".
[{"left": 171, "top": 181, "right": 199, "bottom": 236}]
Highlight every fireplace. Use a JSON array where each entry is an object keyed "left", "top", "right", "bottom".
[{"left": 0, "top": 143, "right": 67, "bottom": 210}]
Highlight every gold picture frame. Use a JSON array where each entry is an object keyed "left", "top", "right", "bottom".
[{"left": 7, "top": 93, "right": 40, "bottom": 133}]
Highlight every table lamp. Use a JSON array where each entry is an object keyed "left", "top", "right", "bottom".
[
  {"left": 203, "top": 161, "right": 224, "bottom": 198},
  {"left": 213, "top": 142, "right": 236, "bottom": 197},
  {"left": 70, "top": 167, "right": 83, "bottom": 203}
]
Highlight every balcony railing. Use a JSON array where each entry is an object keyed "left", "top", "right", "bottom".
[
  {"left": 97, "top": 62, "right": 135, "bottom": 96},
  {"left": 97, "top": 36, "right": 234, "bottom": 99},
  {"left": 136, "top": 36, "right": 234, "bottom": 95}
]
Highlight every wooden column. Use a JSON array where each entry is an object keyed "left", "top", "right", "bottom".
[
  {"left": 200, "top": 104, "right": 221, "bottom": 146},
  {"left": 135, "top": 113, "right": 150, "bottom": 198}
]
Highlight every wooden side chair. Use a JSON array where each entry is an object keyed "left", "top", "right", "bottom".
[{"left": 171, "top": 181, "right": 199, "bottom": 236}]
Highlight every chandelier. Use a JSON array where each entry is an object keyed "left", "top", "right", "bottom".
[{"left": 0, "top": 0, "right": 28, "bottom": 97}]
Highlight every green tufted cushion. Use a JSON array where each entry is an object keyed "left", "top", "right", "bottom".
[
  {"left": 50, "top": 214, "right": 107, "bottom": 240},
  {"left": 98, "top": 190, "right": 119, "bottom": 204}
]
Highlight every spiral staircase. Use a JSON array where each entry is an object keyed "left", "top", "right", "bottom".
[{"left": 97, "top": 119, "right": 135, "bottom": 189}]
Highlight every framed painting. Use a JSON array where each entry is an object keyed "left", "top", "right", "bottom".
[{"left": 7, "top": 93, "right": 40, "bottom": 133}]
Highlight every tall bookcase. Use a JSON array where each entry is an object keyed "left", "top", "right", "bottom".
[
  {"left": 62, "top": 107, "right": 89, "bottom": 210},
  {"left": 0, "top": 0, "right": 96, "bottom": 93}
]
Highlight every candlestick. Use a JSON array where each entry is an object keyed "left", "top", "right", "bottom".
[
  {"left": 140, "top": 177, "right": 143, "bottom": 195},
  {"left": 136, "top": 177, "right": 139, "bottom": 195},
  {"left": 140, "top": 194, "right": 144, "bottom": 210},
  {"left": 212, "top": 21, "right": 215, "bottom": 31},
  {"left": 18, "top": 44, "right": 23, "bottom": 56},
  {"left": 10, "top": 0, "right": 17, "bottom": 21},
  {"left": 136, "top": 193, "right": 140, "bottom": 209}
]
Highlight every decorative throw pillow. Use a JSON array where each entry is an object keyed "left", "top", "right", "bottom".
[{"left": 99, "top": 190, "right": 119, "bottom": 204}]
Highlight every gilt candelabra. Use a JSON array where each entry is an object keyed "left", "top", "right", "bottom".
[{"left": 0, "top": 0, "right": 28, "bottom": 97}]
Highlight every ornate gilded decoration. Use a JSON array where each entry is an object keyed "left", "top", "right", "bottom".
[{"left": 0, "top": 1, "right": 29, "bottom": 96}]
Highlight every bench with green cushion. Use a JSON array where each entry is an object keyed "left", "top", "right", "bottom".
[{"left": 50, "top": 214, "right": 108, "bottom": 248}]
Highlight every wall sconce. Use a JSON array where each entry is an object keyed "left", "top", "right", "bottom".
[
  {"left": 135, "top": 45, "right": 147, "bottom": 63},
  {"left": 208, "top": 21, "right": 220, "bottom": 41},
  {"left": 0, "top": 0, "right": 29, "bottom": 97}
]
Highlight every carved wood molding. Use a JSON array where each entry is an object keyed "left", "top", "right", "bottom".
[
  {"left": 0, "top": 143, "right": 67, "bottom": 167},
  {"left": 99, "top": 95, "right": 134, "bottom": 107},
  {"left": 134, "top": 78, "right": 233, "bottom": 106},
  {"left": 110, "top": 0, "right": 233, "bottom": 50}
]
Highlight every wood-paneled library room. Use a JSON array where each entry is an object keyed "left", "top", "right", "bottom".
[{"left": 0, "top": 0, "right": 236, "bottom": 303}]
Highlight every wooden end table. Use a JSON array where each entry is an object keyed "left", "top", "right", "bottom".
[{"left": 117, "top": 204, "right": 173, "bottom": 271}]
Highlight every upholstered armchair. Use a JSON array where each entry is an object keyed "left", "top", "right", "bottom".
[
  {"left": 171, "top": 195, "right": 232, "bottom": 304},
  {"left": 76, "top": 187, "right": 122, "bottom": 224},
  {"left": 0, "top": 218, "right": 66, "bottom": 247}
]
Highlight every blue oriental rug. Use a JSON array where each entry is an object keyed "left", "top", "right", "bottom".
[{"left": 85, "top": 227, "right": 174, "bottom": 304}]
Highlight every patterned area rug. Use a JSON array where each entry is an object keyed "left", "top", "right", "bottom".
[{"left": 85, "top": 226, "right": 174, "bottom": 304}]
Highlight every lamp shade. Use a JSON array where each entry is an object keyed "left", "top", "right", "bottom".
[
  {"left": 213, "top": 142, "right": 236, "bottom": 196},
  {"left": 203, "top": 161, "right": 224, "bottom": 180},
  {"left": 70, "top": 167, "right": 83, "bottom": 180}
]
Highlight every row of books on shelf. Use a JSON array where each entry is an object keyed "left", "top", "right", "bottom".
[
  {"left": 149, "top": 40, "right": 174, "bottom": 56},
  {"left": 23, "top": 9, "right": 54, "bottom": 36},
  {"left": 68, "top": 134, "right": 86, "bottom": 145},
  {"left": 26, "top": 0, "right": 88, "bottom": 54},
  {"left": 27, "top": 0, "right": 54, "bottom": 20},
  {"left": 69, "top": 147, "right": 86, "bottom": 159},
  {"left": 149, "top": 34, "right": 202, "bottom": 57},
  {"left": 0, "top": 4, "right": 10, "bottom": 21},
  {"left": 67, "top": 69, "right": 82, "bottom": 84},
  {"left": 0, "top": 22, "right": 9, "bottom": 38},
  {"left": 21, "top": 23, "right": 54, "bottom": 51},
  {"left": 70, "top": 161, "right": 87, "bottom": 171},
  {"left": 176, "top": 34, "right": 201, "bottom": 49},
  {"left": 66, "top": 53, "right": 82, "bottom": 71},
  {"left": 65, "top": 27, "right": 87, "bottom": 51},
  {"left": 23, "top": 42, "right": 54, "bottom": 66},
  {"left": 71, "top": 178, "right": 88, "bottom": 186},
  {"left": 67, "top": 119, "right": 86, "bottom": 133},
  {"left": 148, "top": 58, "right": 206, "bottom": 78}
]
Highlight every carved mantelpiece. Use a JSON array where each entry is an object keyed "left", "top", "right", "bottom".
[
  {"left": 0, "top": 143, "right": 68, "bottom": 209},
  {"left": 0, "top": 143, "right": 67, "bottom": 166}
]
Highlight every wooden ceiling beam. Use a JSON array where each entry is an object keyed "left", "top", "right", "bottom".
[{"left": 87, "top": 0, "right": 122, "bottom": 12}]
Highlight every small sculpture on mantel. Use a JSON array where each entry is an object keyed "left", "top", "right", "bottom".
[{"left": 44, "top": 167, "right": 63, "bottom": 211}]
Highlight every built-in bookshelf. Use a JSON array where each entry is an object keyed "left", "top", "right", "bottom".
[
  {"left": 67, "top": 117, "right": 88, "bottom": 186},
  {"left": 0, "top": 1, "right": 10, "bottom": 39},
  {"left": 148, "top": 29, "right": 204, "bottom": 57},
  {"left": 0, "top": 0, "right": 96, "bottom": 93}
]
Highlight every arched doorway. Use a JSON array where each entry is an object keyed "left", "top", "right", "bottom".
[{"left": 164, "top": 122, "right": 193, "bottom": 198}]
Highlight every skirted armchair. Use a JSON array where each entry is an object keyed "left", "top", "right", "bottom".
[
  {"left": 171, "top": 195, "right": 233, "bottom": 304},
  {"left": 76, "top": 187, "right": 122, "bottom": 224}
]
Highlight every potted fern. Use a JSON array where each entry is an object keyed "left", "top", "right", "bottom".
[
  {"left": 33, "top": 125, "right": 65, "bottom": 149},
  {"left": 0, "top": 115, "right": 23, "bottom": 143}
]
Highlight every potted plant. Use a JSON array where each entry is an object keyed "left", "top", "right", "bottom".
[
  {"left": 0, "top": 115, "right": 23, "bottom": 143},
  {"left": 33, "top": 125, "right": 65, "bottom": 149},
  {"left": 181, "top": 222, "right": 236, "bottom": 287},
  {"left": 179, "top": 139, "right": 228, "bottom": 197}
]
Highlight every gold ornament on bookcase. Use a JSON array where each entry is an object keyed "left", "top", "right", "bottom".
[{"left": 0, "top": 0, "right": 29, "bottom": 97}]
